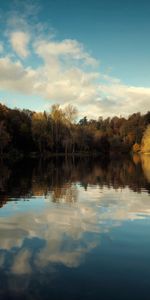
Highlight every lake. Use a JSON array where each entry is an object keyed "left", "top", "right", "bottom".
[{"left": 0, "top": 154, "right": 150, "bottom": 300}]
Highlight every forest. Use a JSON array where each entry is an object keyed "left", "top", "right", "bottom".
[{"left": 0, "top": 102, "right": 150, "bottom": 159}]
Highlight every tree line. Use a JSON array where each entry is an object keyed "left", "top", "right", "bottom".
[{"left": 0, "top": 102, "right": 150, "bottom": 158}]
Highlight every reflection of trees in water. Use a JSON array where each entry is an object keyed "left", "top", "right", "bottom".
[
  {"left": 141, "top": 154, "right": 150, "bottom": 183},
  {"left": 0, "top": 155, "right": 150, "bottom": 207},
  {"left": 0, "top": 160, "right": 34, "bottom": 207},
  {"left": 50, "top": 183, "right": 78, "bottom": 204},
  {"left": 0, "top": 162, "right": 11, "bottom": 207},
  {"left": 0, "top": 163, "right": 11, "bottom": 191}
]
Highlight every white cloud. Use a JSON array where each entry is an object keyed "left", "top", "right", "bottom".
[
  {"left": 0, "top": 57, "right": 37, "bottom": 94},
  {"left": 35, "top": 39, "right": 98, "bottom": 67},
  {"left": 95, "top": 83, "right": 150, "bottom": 117},
  {"left": 10, "top": 31, "right": 30, "bottom": 58},
  {"left": 37, "top": 67, "right": 99, "bottom": 103}
]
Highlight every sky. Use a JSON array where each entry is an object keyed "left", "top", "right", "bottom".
[{"left": 0, "top": 0, "right": 150, "bottom": 118}]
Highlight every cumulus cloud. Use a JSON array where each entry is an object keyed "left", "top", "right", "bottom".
[
  {"left": 35, "top": 39, "right": 98, "bottom": 67},
  {"left": 0, "top": 57, "right": 36, "bottom": 93},
  {"left": 95, "top": 83, "right": 150, "bottom": 117},
  {"left": 10, "top": 31, "right": 30, "bottom": 58}
]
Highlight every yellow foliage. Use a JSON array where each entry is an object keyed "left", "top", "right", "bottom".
[
  {"left": 132, "top": 143, "right": 140, "bottom": 153},
  {"left": 141, "top": 154, "right": 150, "bottom": 183},
  {"left": 32, "top": 112, "right": 44, "bottom": 121},
  {"left": 141, "top": 125, "right": 150, "bottom": 153}
]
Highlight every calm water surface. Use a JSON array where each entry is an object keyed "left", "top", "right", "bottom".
[{"left": 0, "top": 155, "right": 150, "bottom": 300}]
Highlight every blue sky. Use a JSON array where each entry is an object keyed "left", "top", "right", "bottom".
[
  {"left": 0, "top": 0, "right": 150, "bottom": 118},
  {"left": 38, "top": 0, "right": 150, "bottom": 86}
]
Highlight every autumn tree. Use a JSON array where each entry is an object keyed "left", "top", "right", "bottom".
[
  {"left": 64, "top": 105, "right": 78, "bottom": 153},
  {"left": 141, "top": 125, "right": 150, "bottom": 153},
  {"left": 0, "top": 102, "right": 150, "bottom": 156},
  {"left": 64, "top": 104, "right": 78, "bottom": 125},
  {"left": 32, "top": 112, "right": 53, "bottom": 154}
]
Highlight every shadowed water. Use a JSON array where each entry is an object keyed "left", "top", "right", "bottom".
[{"left": 0, "top": 154, "right": 150, "bottom": 300}]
